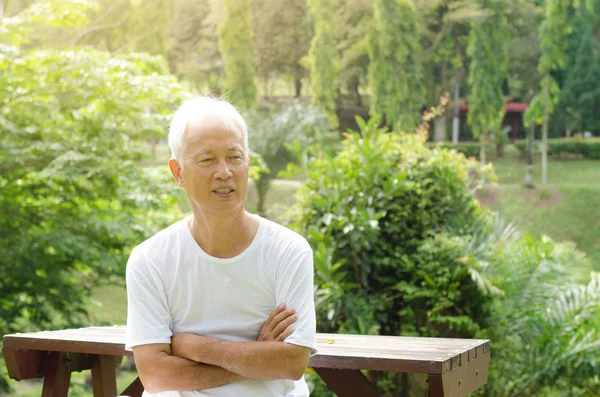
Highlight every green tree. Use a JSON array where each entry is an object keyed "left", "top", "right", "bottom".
[
  {"left": 243, "top": 103, "right": 328, "bottom": 217},
  {"left": 416, "top": 0, "right": 486, "bottom": 142},
  {"left": 220, "top": 0, "right": 257, "bottom": 108},
  {"left": 307, "top": 0, "right": 340, "bottom": 127},
  {"left": 167, "top": 0, "right": 223, "bottom": 93},
  {"left": 467, "top": 0, "right": 509, "bottom": 176},
  {"left": 527, "top": 0, "right": 571, "bottom": 184},
  {"left": 368, "top": 0, "right": 424, "bottom": 132},
  {"left": 558, "top": 1, "right": 600, "bottom": 134},
  {"left": 0, "top": 3, "right": 184, "bottom": 390},
  {"left": 335, "top": 0, "right": 372, "bottom": 107},
  {"left": 72, "top": 0, "right": 174, "bottom": 55},
  {"left": 251, "top": 0, "right": 312, "bottom": 98}
]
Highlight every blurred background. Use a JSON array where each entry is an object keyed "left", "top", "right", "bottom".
[{"left": 1, "top": 0, "right": 599, "bottom": 395}]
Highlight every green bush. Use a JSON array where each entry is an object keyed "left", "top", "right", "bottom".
[
  {"left": 484, "top": 235, "right": 600, "bottom": 396},
  {"left": 514, "top": 137, "right": 600, "bottom": 159},
  {"left": 292, "top": 116, "right": 494, "bottom": 338},
  {"left": 427, "top": 141, "right": 496, "bottom": 158},
  {"left": 291, "top": 116, "right": 600, "bottom": 396}
]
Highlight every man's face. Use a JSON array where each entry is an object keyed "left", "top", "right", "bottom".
[{"left": 173, "top": 116, "right": 249, "bottom": 216}]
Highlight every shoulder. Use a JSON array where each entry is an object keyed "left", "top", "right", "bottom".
[
  {"left": 257, "top": 216, "right": 312, "bottom": 255},
  {"left": 127, "top": 217, "right": 189, "bottom": 272}
]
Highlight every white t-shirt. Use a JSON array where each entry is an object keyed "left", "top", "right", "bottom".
[{"left": 125, "top": 215, "right": 317, "bottom": 397}]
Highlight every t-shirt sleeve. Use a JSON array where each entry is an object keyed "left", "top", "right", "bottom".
[
  {"left": 275, "top": 243, "right": 317, "bottom": 355},
  {"left": 125, "top": 247, "right": 173, "bottom": 350}
]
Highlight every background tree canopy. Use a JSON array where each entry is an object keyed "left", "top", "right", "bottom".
[{"left": 0, "top": 0, "right": 185, "bottom": 350}]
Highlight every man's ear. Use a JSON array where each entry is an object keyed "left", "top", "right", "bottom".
[
  {"left": 169, "top": 158, "right": 185, "bottom": 188},
  {"left": 247, "top": 152, "right": 251, "bottom": 165}
]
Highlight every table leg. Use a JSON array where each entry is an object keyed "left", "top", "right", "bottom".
[
  {"left": 313, "top": 368, "right": 379, "bottom": 397},
  {"left": 41, "top": 352, "right": 71, "bottom": 397},
  {"left": 428, "top": 374, "right": 444, "bottom": 397},
  {"left": 91, "top": 355, "right": 118, "bottom": 397},
  {"left": 120, "top": 376, "right": 144, "bottom": 397}
]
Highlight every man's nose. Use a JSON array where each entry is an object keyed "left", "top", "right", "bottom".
[{"left": 215, "top": 159, "right": 233, "bottom": 179}]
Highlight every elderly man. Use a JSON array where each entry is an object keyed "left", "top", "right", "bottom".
[{"left": 125, "top": 96, "right": 316, "bottom": 396}]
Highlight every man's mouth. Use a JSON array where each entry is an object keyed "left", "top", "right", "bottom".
[{"left": 214, "top": 188, "right": 234, "bottom": 194}]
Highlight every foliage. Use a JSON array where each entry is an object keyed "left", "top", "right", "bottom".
[
  {"left": 483, "top": 234, "right": 600, "bottom": 396},
  {"left": 368, "top": 0, "right": 424, "bottom": 132},
  {"left": 219, "top": 0, "right": 258, "bottom": 108},
  {"left": 529, "top": 0, "right": 571, "bottom": 184},
  {"left": 243, "top": 102, "right": 329, "bottom": 217},
  {"left": 335, "top": 0, "right": 372, "bottom": 106},
  {"left": 467, "top": 0, "right": 509, "bottom": 140},
  {"left": 307, "top": 0, "right": 340, "bottom": 127},
  {"left": 514, "top": 137, "right": 600, "bottom": 159},
  {"left": 0, "top": 4, "right": 185, "bottom": 389},
  {"left": 427, "top": 141, "right": 497, "bottom": 159},
  {"left": 167, "top": 0, "right": 223, "bottom": 93},
  {"left": 557, "top": 3, "right": 600, "bottom": 133},
  {"left": 291, "top": 115, "right": 501, "bottom": 394},
  {"left": 291, "top": 115, "right": 495, "bottom": 393},
  {"left": 251, "top": 0, "right": 312, "bottom": 97}
]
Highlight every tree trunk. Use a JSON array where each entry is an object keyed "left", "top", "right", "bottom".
[
  {"left": 348, "top": 77, "right": 361, "bottom": 106},
  {"left": 480, "top": 136, "right": 486, "bottom": 185},
  {"left": 294, "top": 79, "right": 302, "bottom": 98},
  {"left": 151, "top": 138, "right": 157, "bottom": 164},
  {"left": 434, "top": 115, "right": 446, "bottom": 141},
  {"left": 452, "top": 73, "right": 461, "bottom": 144},
  {"left": 525, "top": 123, "right": 535, "bottom": 188},
  {"left": 255, "top": 176, "right": 270, "bottom": 218},
  {"left": 294, "top": 64, "right": 303, "bottom": 98},
  {"left": 542, "top": 74, "right": 550, "bottom": 185}
]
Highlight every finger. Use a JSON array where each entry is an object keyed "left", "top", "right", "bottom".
[
  {"left": 265, "top": 303, "right": 287, "bottom": 326},
  {"left": 270, "top": 308, "right": 296, "bottom": 329},
  {"left": 276, "top": 327, "right": 294, "bottom": 341},
  {"left": 272, "top": 313, "right": 298, "bottom": 336}
]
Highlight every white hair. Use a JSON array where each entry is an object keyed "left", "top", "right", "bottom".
[{"left": 168, "top": 96, "right": 249, "bottom": 169}]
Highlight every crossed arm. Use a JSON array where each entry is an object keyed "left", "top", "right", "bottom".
[{"left": 133, "top": 304, "right": 310, "bottom": 394}]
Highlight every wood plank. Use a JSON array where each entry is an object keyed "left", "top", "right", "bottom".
[
  {"left": 313, "top": 368, "right": 378, "bottom": 397},
  {"left": 41, "top": 352, "right": 71, "bottom": 397},
  {"left": 3, "top": 327, "right": 490, "bottom": 377},
  {"left": 91, "top": 355, "right": 118, "bottom": 397},
  {"left": 2, "top": 348, "right": 47, "bottom": 380},
  {"left": 427, "top": 352, "right": 491, "bottom": 397},
  {"left": 120, "top": 377, "right": 144, "bottom": 397},
  {"left": 309, "top": 354, "right": 446, "bottom": 374}
]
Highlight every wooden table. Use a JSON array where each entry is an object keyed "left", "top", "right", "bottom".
[{"left": 3, "top": 326, "right": 490, "bottom": 396}]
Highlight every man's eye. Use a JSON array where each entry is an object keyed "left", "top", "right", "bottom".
[{"left": 200, "top": 158, "right": 214, "bottom": 163}]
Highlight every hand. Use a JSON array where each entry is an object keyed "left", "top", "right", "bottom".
[
  {"left": 171, "top": 332, "right": 200, "bottom": 361},
  {"left": 257, "top": 304, "right": 297, "bottom": 342}
]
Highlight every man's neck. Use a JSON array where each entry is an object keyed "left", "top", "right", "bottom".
[{"left": 187, "top": 209, "right": 259, "bottom": 259}]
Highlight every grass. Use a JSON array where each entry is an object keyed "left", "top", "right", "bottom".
[
  {"left": 487, "top": 185, "right": 600, "bottom": 270},
  {"left": 490, "top": 154, "right": 600, "bottom": 186},
  {"left": 483, "top": 151, "right": 600, "bottom": 270},
  {"left": 11, "top": 369, "right": 140, "bottom": 397}
]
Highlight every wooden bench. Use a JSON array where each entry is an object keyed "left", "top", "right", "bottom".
[{"left": 2, "top": 326, "right": 490, "bottom": 396}]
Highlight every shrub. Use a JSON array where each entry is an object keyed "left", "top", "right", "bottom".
[
  {"left": 292, "top": 116, "right": 494, "bottom": 338},
  {"left": 291, "top": 115, "right": 600, "bottom": 396},
  {"left": 514, "top": 137, "right": 600, "bottom": 159},
  {"left": 426, "top": 141, "right": 496, "bottom": 158}
]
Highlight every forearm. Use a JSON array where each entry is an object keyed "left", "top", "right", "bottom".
[
  {"left": 137, "top": 351, "right": 244, "bottom": 394},
  {"left": 185, "top": 336, "right": 310, "bottom": 381}
]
